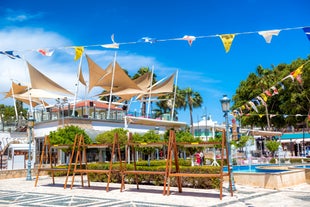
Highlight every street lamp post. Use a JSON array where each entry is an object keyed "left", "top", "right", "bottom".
[
  {"left": 26, "top": 116, "right": 35, "bottom": 181},
  {"left": 220, "top": 95, "right": 236, "bottom": 191}
]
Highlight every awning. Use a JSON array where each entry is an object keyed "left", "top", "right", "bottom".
[{"left": 124, "top": 116, "right": 187, "bottom": 129}]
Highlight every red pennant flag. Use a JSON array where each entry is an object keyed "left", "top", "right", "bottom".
[{"left": 264, "top": 90, "right": 272, "bottom": 97}]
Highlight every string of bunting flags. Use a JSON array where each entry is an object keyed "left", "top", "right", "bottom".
[
  {"left": 234, "top": 60, "right": 310, "bottom": 120},
  {"left": 0, "top": 26, "right": 310, "bottom": 60}
]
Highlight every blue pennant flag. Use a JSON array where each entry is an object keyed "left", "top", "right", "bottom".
[
  {"left": 0, "top": 51, "right": 21, "bottom": 59},
  {"left": 303, "top": 27, "right": 310, "bottom": 41}
]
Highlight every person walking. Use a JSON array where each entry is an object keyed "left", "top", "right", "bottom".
[{"left": 199, "top": 151, "right": 204, "bottom": 166}]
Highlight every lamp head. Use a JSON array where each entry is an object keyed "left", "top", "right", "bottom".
[{"left": 220, "top": 95, "right": 231, "bottom": 113}]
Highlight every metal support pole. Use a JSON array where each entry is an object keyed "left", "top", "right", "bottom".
[
  {"left": 303, "top": 127, "right": 305, "bottom": 157},
  {"left": 225, "top": 111, "right": 236, "bottom": 191},
  {"left": 26, "top": 126, "right": 32, "bottom": 181}
]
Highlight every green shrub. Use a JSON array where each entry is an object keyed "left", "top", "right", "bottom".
[
  {"left": 49, "top": 160, "right": 222, "bottom": 189},
  {"left": 269, "top": 158, "right": 276, "bottom": 164},
  {"left": 290, "top": 158, "right": 303, "bottom": 163}
]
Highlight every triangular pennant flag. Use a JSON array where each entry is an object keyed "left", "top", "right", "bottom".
[
  {"left": 74, "top": 46, "right": 84, "bottom": 61},
  {"left": 256, "top": 96, "right": 267, "bottom": 107},
  {"left": 290, "top": 64, "right": 304, "bottom": 78},
  {"left": 258, "top": 30, "right": 281, "bottom": 43},
  {"left": 37, "top": 49, "right": 54, "bottom": 56},
  {"left": 264, "top": 90, "right": 272, "bottom": 97},
  {"left": 270, "top": 114, "right": 277, "bottom": 118},
  {"left": 251, "top": 98, "right": 260, "bottom": 106},
  {"left": 182, "top": 35, "right": 196, "bottom": 46},
  {"left": 139, "top": 37, "right": 157, "bottom": 44},
  {"left": 101, "top": 43, "right": 119, "bottom": 49},
  {"left": 277, "top": 82, "right": 285, "bottom": 90},
  {"left": 283, "top": 114, "right": 288, "bottom": 118},
  {"left": 296, "top": 74, "right": 303, "bottom": 84},
  {"left": 0, "top": 51, "right": 21, "bottom": 59},
  {"left": 245, "top": 103, "right": 251, "bottom": 111},
  {"left": 111, "top": 33, "right": 116, "bottom": 43},
  {"left": 219, "top": 34, "right": 235, "bottom": 53},
  {"left": 302, "top": 27, "right": 310, "bottom": 41},
  {"left": 270, "top": 86, "right": 278, "bottom": 95},
  {"left": 248, "top": 101, "right": 258, "bottom": 113},
  {"left": 258, "top": 114, "right": 264, "bottom": 118},
  {"left": 260, "top": 93, "right": 268, "bottom": 102},
  {"left": 101, "top": 34, "right": 120, "bottom": 49}
]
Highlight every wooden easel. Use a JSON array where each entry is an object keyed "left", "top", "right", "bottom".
[
  {"left": 121, "top": 132, "right": 171, "bottom": 194},
  {"left": 70, "top": 133, "right": 123, "bottom": 192},
  {"left": 166, "top": 129, "right": 233, "bottom": 199},
  {"left": 35, "top": 134, "right": 77, "bottom": 187}
]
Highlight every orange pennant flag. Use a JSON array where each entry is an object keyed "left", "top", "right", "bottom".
[{"left": 219, "top": 34, "right": 235, "bottom": 53}]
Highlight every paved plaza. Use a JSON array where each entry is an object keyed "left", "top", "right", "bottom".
[{"left": 0, "top": 176, "right": 309, "bottom": 207}]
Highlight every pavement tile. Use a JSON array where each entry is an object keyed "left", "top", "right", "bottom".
[{"left": 0, "top": 176, "right": 309, "bottom": 207}]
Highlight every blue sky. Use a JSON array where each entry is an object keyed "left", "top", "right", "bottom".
[{"left": 0, "top": 0, "right": 309, "bottom": 125}]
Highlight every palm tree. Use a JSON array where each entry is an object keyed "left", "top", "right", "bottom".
[
  {"left": 132, "top": 67, "right": 157, "bottom": 83},
  {"left": 180, "top": 88, "right": 203, "bottom": 133},
  {"left": 132, "top": 67, "right": 157, "bottom": 116},
  {"left": 155, "top": 86, "right": 183, "bottom": 120}
]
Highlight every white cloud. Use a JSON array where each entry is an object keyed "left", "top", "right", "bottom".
[
  {"left": 0, "top": 27, "right": 179, "bottom": 107},
  {"left": 4, "top": 8, "right": 43, "bottom": 22}
]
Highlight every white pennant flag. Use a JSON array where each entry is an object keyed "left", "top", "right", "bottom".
[
  {"left": 258, "top": 30, "right": 281, "bottom": 43},
  {"left": 101, "top": 34, "right": 119, "bottom": 49},
  {"left": 37, "top": 49, "right": 54, "bottom": 56},
  {"left": 182, "top": 35, "right": 196, "bottom": 46}
]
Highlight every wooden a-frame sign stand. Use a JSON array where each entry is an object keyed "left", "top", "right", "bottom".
[
  {"left": 165, "top": 129, "right": 233, "bottom": 199},
  {"left": 69, "top": 133, "right": 123, "bottom": 192}
]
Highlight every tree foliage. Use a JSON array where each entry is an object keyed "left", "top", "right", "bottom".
[
  {"left": 179, "top": 88, "right": 203, "bottom": 132},
  {"left": 265, "top": 140, "right": 281, "bottom": 157},
  {"left": 232, "top": 56, "right": 310, "bottom": 129},
  {"left": 132, "top": 130, "right": 161, "bottom": 157},
  {"left": 231, "top": 136, "right": 254, "bottom": 152},
  {"left": 175, "top": 130, "right": 203, "bottom": 156},
  {"left": 49, "top": 125, "right": 92, "bottom": 147},
  {"left": 95, "top": 128, "right": 128, "bottom": 147}
]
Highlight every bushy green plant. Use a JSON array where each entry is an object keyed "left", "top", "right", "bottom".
[
  {"left": 269, "top": 158, "right": 276, "bottom": 164},
  {"left": 132, "top": 130, "right": 162, "bottom": 166},
  {"left": 49, "top": 125, "right": 92, "bottom": 151},
  {"left": 290, "top": 158, "right": 303, "bottom": 163},
  {"left": 265, "top": 140, "right": 281, "bottom": 157},
  {"left": 95, "top": 128, "right": 128, "bottom": 147},
  {"left": 231, "top": 136, "right": 254, "bottom": 152},
  {"left": 175, "top": 130, "right": 203, "bottom": 156}
]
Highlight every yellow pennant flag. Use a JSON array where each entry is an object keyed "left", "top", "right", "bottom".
[
  {"left": 219, "top": 34, "right": 235, "bottom": 53},
  {"left": 260, "top": 93, "right": 268, "bottom": 102},
  {"left": 74, "top": 46, "right": 84, "bottom": 61},
  {"left": 291, "top": 64, "right": 303, "bottom": 78},
  {"left": 259, "top": 114, "right": 264, "bottom": 118}
]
